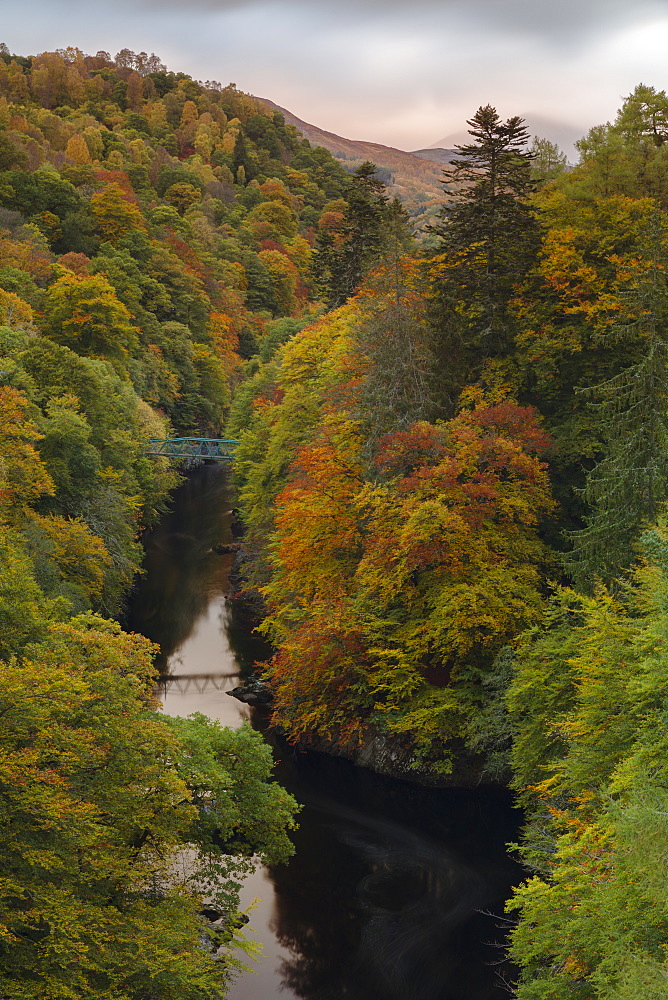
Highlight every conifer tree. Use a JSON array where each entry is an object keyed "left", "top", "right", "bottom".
[
  {"left": 567, "top": 210, "right": 668, "bottom": 588},
  {"left": 430, "top": 105, "right": 538, "bottom": 390},
  {"left": 353, "top": 214, "right": 434, "bottom": 447},
  {"left": 315, "top": 160, "right": 389, "bottom": 307}
]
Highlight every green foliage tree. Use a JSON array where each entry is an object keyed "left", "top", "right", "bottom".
[
  {"left": 353, "top": 253, "right": 434, "bottom": 446},
  {"left": 530, "top": 135, "right": 568, "bottom": 184},
  {"left": 0, "top": 129, "right": 26, "bottom": 171},
  {"left": 0, "top": 612, "right": 298, "bottom": 1000},
  {"left": 44, "top": 272, "right": 139, "bottom": 366},
  {"left": 507, "top": 526, "right": 668, "bottom": 999},
  {"left": 315, "top": 161, "right": 389, "bottom": 306},
  {"left": 567, "top": 210, "right": 668, "bottom": 587},
  {"left": 573, "top": 86, "right": 668, "bottom": 204}
]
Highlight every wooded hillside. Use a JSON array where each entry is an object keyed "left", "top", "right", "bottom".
[{"left": 0, "top": 42, "right": 361, "bottom": 997}]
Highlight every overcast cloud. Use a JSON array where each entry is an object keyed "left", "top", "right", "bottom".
[{"left": 2, "top": 0, "right": 668, "bottom": 155}]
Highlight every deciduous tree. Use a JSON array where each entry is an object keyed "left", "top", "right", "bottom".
[{"left": 44, "top": 272, "right": 138, "bottom": 364}]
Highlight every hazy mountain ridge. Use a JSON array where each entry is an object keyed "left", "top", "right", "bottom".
[
  {"left": 257, "top": 97, "right": 455, "bottom": 230},
  {"left": 410, "top": 147, "right": 460, "bottom": 165},
  {"left": 432, "top": 113, "right": 582, "bottom": 160}
]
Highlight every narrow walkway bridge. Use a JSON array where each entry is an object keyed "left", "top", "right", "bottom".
[
  {"left": 156, "top": 672, "right": 238, "bottom": 695},
  {"left": 146, "top": 438, "right": 239, "bottom": 462}
]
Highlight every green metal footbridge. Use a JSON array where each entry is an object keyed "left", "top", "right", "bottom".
[{"left": 145, "top": 438, "right": 239, "bottom": 462}]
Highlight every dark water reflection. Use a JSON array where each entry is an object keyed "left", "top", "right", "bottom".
[
  {"left": 127, "top": 465, "right": 523, "bottom": 1000},
  {"left": 260, "top": 748, "right": 522, "bottom": 1000},
  {"left": 126, "top": 464, "right": 267, "bottom": 676}
]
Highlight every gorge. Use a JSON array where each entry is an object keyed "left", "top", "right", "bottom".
[{"left": 128, "top": 463, "right": 523, "bottom": 1000}]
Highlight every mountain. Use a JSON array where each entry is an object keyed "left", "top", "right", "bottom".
[{"left": 256, "top": 98, "right": 454, "bottom": 231}]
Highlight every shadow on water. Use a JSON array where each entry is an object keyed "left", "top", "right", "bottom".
[
  {"left": 126, "top": 465, "right": 523, "bottom": 1000},
  {"left": 260, "top": 747, "right": 523, "bottom": 1000}
]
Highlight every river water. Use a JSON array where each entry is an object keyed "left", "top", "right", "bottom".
[{"left": 127, "top": 464, "right": 523, "bottom": 1000}]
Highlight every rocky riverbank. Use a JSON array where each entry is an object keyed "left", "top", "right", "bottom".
[{"left": 227, "top": 675, "right": 499, "bottom": 789}]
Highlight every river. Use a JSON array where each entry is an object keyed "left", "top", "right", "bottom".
[{"left": 127, "top": 464, "right": 524, "bottom": 1000}]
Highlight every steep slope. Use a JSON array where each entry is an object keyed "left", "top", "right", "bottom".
[{"left": 257, "top": 97, "right": 453, "bottom": 231}]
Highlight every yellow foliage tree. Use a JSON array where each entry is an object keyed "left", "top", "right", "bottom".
[
  {"left": 0, "top": 289, "right": 32, "bottom": 330},
  {"left": 258, "top": 249, "right": 301, "bottom": 314},
  {"left": 28, "top": 512, "right": 110, "bottom": 604},
  {"left": 0, "top": 388, "right": 54, "bottom": 522},
  {"left": 65, "top": 133, "right": 91, "bottom": 165},
  {"left": 90, "top": 182, "right": 146, "bottom": 242}
]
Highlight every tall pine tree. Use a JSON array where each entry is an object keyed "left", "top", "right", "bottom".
[
  {"left": 353, "top": 229, "right": 434, "bottom": 448},
  {"left": 430, "top": 106, "right": 538, "bottom": 400}
]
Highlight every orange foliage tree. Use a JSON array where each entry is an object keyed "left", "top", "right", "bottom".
[{"left": 261, "top": 384, "right": 554, "bottom": 768}]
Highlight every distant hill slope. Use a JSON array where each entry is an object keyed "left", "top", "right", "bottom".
[
  {"left": 256, "top": 98, "right": 453, "bottom": 232},
  {"left": 410, "top": 147, "right": 459, "bottom": 165}
]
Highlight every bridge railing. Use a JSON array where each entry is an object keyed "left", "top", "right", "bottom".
[{"left": 145, "top": 438, "right": 239, "bottom": 462}]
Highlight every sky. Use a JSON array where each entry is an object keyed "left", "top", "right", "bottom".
[{"left": 2, "top": 0, "right": 668, "bottom": 156}]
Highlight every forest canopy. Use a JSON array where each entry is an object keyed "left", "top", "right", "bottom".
[{"left": 2, "top": 37, "right": 668, "bottom": 998}]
